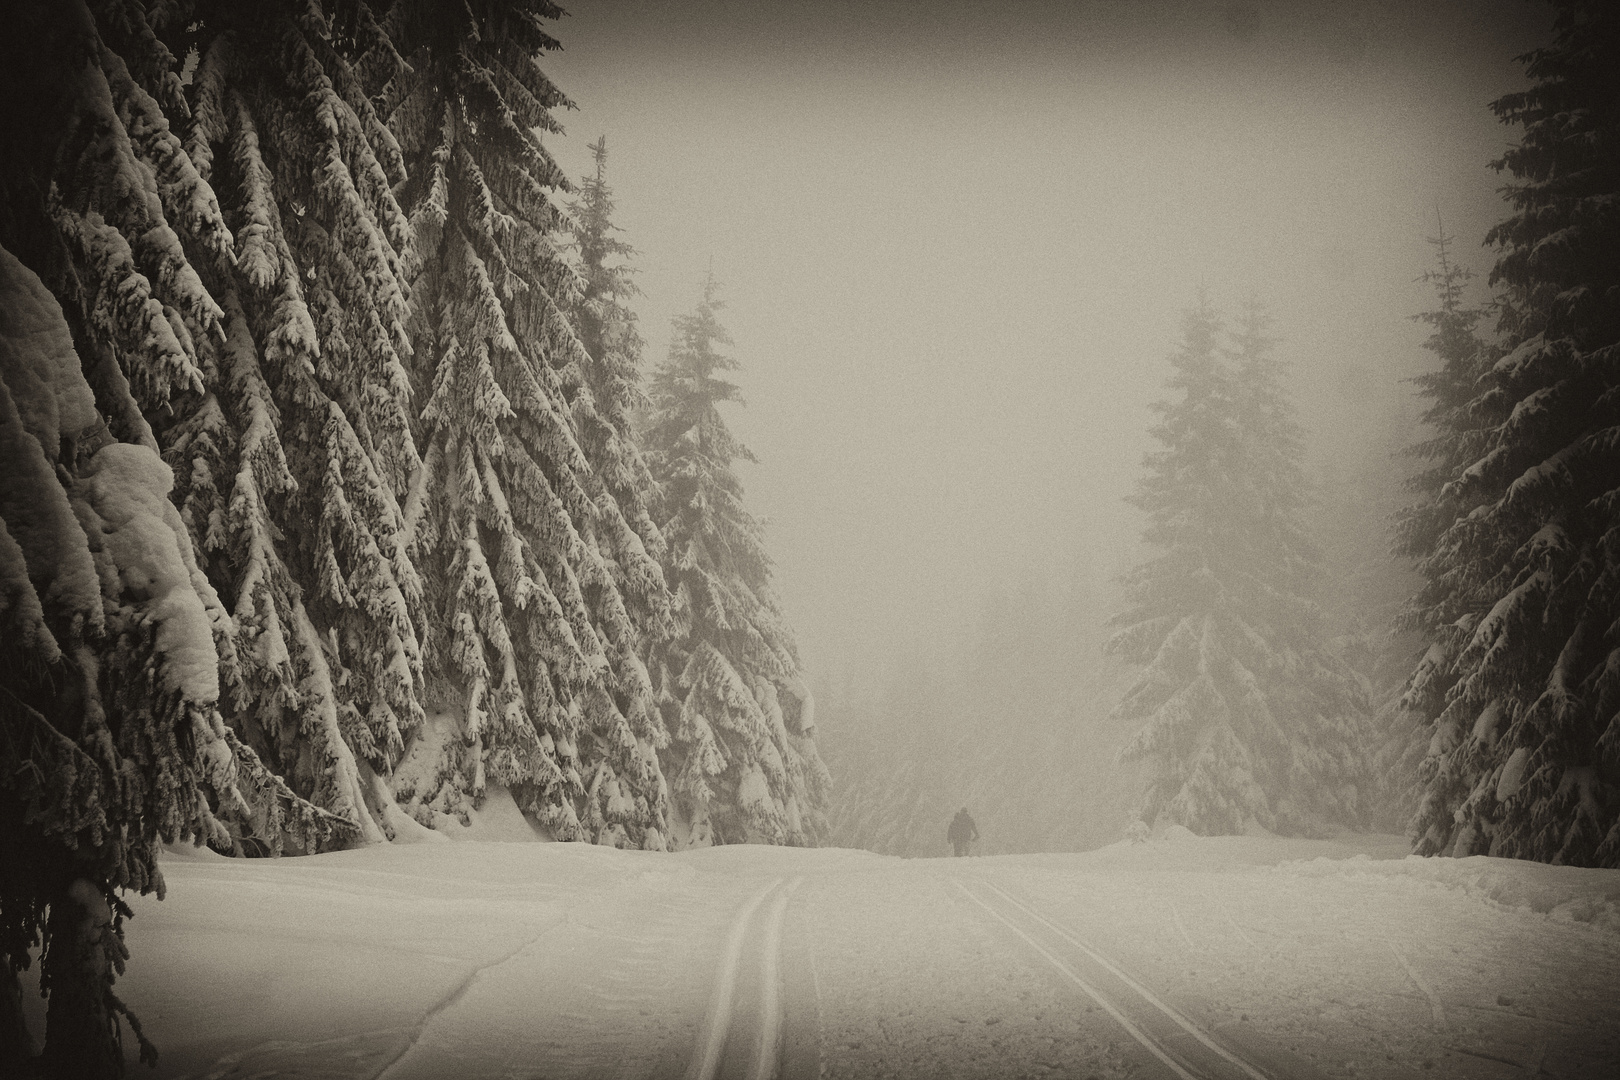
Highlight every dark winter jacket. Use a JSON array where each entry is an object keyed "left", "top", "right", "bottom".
[{"left": 947, "top": 811, "right": 978, "bottom": 844}]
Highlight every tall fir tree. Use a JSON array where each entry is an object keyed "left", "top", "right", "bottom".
[
  {"left": 1393, "top": 222, "right": 1499, "bottom": 848},
  {"left": 0, "top": 239, "right": 220, "bottom": 1080},
  {"left": 381, "top": 0, "right": 671, "bottom": 847},
  {"left": 569, "top": 136, "right": 655, "bottom": 500},
  {"left": 0, "top": 2, "right": 330, "bottom": 1070},
  {"left": 645, "top": 276, "right": 828, "bottom": 847},
  {"left": 1397, "top": 0, "right": 1620, "bottom": 865},
  {"left": 1109, "top": 295, "right": 1368, "bottom": 835},
  {"left": 563, "top": 131, "right": 679, "bottom": 819},
  {"left": 1225, "top": 302, "right": 1371, "bottom": 828},
  {"left": 170, "top": 0, "right": 426, "bottom": 847}
]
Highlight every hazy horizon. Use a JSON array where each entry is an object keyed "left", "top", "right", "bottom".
[{"left": 542, "top": 0, "right": 1551, "bottom": 688}]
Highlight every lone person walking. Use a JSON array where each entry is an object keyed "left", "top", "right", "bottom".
[{"left": 947, "top": 807, "right": 978, "bottom": 857}]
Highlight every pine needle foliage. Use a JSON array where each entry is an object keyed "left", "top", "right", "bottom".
[
  {"left": 1396, "top": 0, "right": 1620, "bottom": 866},
  {"left": 1, "top": 3, "right": 342, "bottom": 1070},
  {"left": 171, "top": 0, "right": 426, "bottom": 848},
  {"left": 383, "top": 0, "right": 672, "bottom": 848}
]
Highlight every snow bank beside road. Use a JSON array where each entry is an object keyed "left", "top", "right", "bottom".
[
  {"left": 1061, "top": 826, "right": 1620, "bottom": 935},
  {"left": 1002, "top": 828, "right": 1413, "bottom": 874},
  {"left": 1278, "top": 851, "right": 1620, "bottom": 934}
]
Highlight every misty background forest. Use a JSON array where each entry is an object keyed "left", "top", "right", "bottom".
[{"left": 1, "top": 0, "right": 1617, "bottom": 1076}]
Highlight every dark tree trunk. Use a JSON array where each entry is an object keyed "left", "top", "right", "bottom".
[
  {"left": 0, "top": 958, "right": 38, "bottom": 1076},
  {"left": 39, "top": 880, "right": 121, "bottom": 1080}
]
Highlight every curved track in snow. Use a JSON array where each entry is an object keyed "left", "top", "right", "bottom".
[
  {"left": 958, "top": 879, "right": 1304, "bottom": 1080},
  {"left": 687, "top": 875, "right": 814, "bottom": 1080}
]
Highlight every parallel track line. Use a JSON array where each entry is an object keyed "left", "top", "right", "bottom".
[
  {"left": 955, "top": 881, "right": 1199, "bottom": 1080},
  {"left": 748, "top": 877, "right": 803, "bottom": 1080},
  {"left": 688, "top": 878, "right": 785, "bottom": 1080},
  {"left": 982, "top": 883, "right": 1271, "bottom": 1080}
]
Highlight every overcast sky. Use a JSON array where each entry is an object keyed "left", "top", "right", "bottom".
[{"left": 541, "top": 0, "right": 1551, "bottom": 687}]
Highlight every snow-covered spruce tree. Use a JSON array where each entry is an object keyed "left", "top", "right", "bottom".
[
  {"left": 0, "top": 239, "right": 248, "bottom": 1076},
  {"left": 1225, "top": 302, "right": 1371, "bottom": 828},
  {"left": 1109, "top": 296, "right": 1367, "bottom": 835},
  {"left": 561, "top": 133, "right": 682, "bottom": 824},
  {"left": 568, "top": 137, "right": 660, "bottom": 510},
  {"left": 1397, "top": 0, "right": 1620, "bottom": 865},
  {"left": 1, "top": 3, "right": 363, "bottom": 1071},
  {"left": 645, "top": 277, "right": 828, "bottom": 847},
  {"left": 168, "top": 0, "right": 427, "bottom": 846},
  {"left": 1110, "top": 299, "right": 1271, "bottom": 833},
  {"left": 0, "top": 0, "right": 382, "bottom": 859},
  {"left": 1392, "top": 223, "right": 1499, "bottom": 848},
  {"left": 381, "top": 0, "right": 672, "bottom": 846}
]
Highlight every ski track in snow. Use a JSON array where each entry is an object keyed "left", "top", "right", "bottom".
[
  {"left": 1168, "top": 899, "right": 1197, "bottom": 952},
  {"left": 746, "top": 878, "right": 800, "bottom": 1080},
  {"left": 961, "top": 879, "right": 1274, "bottom": 1080},
  {"left": 372, "top": 922, "right": 563, "bottom": 1080},
  {"left": 958, "top": 882, "right": 1202, "bottom": 1080},
  {"left": 687, "top": 874, "right": 809, "bottom": 1080},
  {"left": 65, "top": 835, "right": 1620, "bottom": 1080},
  {"left": 688, "top": 877, "right": 784, "bottom": 1080},
  {"left": 804, "top": 938, "right": 825, "bottom": 1079},
  {"left": 987, "top": 881, "right": 1271, "bottom": 1079},
  {"left": 1383, "top": 937, "right": 1447, "bottom": 1031}
]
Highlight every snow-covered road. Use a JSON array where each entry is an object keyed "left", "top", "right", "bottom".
[{"left": 21, "top": 830, "right": 1620, "bottom": 1079}]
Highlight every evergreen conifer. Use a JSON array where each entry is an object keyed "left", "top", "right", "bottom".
[
  {"left": 383, "top": 0, "right": 671, "bottom": 847},
  {"left": 1110, "top": 296, "right": 1368, "bottom": 834},
  {"left": 645, "top": 277, "right": 828, "bottom": 846},
  {"left": 1397, "top": 0, "right": 1620, "bottom": 865},
  {"left": 1394, "top": 223, "right": 1499, "bottom": 852},
  {"left": 165, "top": 0, "right": 426, "bottom": 847},
  {"left": 0, "top": 3, "right": 307, "bottom": 1068}
]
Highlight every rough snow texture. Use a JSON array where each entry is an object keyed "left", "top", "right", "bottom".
[{"left": 22, "top": 832, "right": 1618, "bottom": 1079}]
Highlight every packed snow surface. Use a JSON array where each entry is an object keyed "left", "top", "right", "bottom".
[{"left": 22, "top": 828, "right": 1620, "bottom": 1079}]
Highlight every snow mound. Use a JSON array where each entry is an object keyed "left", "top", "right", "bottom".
[
  {"left": 1278, "top": 853, "right": 1620, "bottom": 934},
  {"left": 82, "top": 442, "right": 219, "bottom": 704},
  {"left": 160, "top": 840, "right": 230, "bottom": 862},
  {"left": 432, "top": 784, "right": 551, "bottom": 843},
  {"left": 0, "top": 244, "right": 99, "bottom": 447},
  {"left": 1048, "top": 830, "right": 1412, "bottom": 873}
]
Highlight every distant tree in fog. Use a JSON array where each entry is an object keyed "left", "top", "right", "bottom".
[
  {"left": 1396, "top": 0, "right": 1620, "bottom": 867},
  {"left": 644, "top": 277, "right": 828, "bottom": 847},
  {"left": 570, "top": 136, "right": 651, "bottom": 465},
  {"left": 1110, "top": 296, "right": 1370, "bottom": 836},
  {"left": 817, "top": 569, "right": 1139, "bottom": 858}
]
